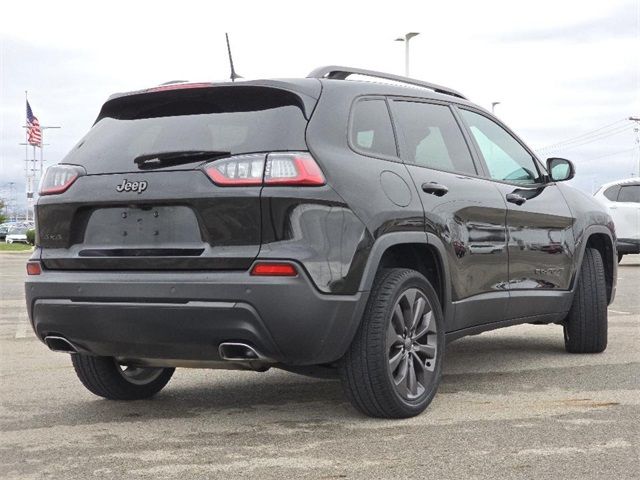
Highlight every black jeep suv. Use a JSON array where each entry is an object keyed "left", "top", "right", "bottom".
[{"left": 25, "top": 67, "right": 616, "bottom": 418}]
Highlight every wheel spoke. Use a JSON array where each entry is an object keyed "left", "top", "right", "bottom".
[
  {"left": 394, "top": 355, "right": 409, "bottom": 386},
  {"left": 392, "top": 304, "right": 405, "bottom": 333},
  {"left": 413, "top": 311, "right": 433, "bottom": 340},
  {"left": 413, "top": 342, "right": 436, "bottom": 359},
  {"left": 407, "top": 357, "right": 417, "bottom": 395},
  {"left": 410, "top": 296, "right": 426, "bottom": 332},
  {"left": 411, "top": 350, "right": 436, "bottom": 373},
  {"left": 401, "top": 290, "right": 416, "bottom": 330},
  {"left": 387, "top": 321, "right": 404, "bottom": 349},
  {"left": 388, "top": 349, "right": 404, "bottom": 372}
]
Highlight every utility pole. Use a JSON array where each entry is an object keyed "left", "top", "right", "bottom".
[
  {"left": 630, "top": 116, "right": 640, "bottom": 177},
  {"left": 395, "top": 32, "right": 420, "bottom": 77}
]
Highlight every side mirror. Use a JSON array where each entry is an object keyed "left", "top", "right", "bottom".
[{"left": 547, "top": 157, "right": 575, "bottom": 182}]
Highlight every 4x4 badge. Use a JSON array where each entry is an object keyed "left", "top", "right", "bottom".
[{"left": 116, "top": 179, "right": 148, "bottom": 194}]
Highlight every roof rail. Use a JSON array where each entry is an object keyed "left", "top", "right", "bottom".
[{"left": 307, "top": 66, "right": 467, "bottom": 100}]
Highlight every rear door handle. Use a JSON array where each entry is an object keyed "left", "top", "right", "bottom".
[
  {"left": 422, "top": 182, "right": 449, "bottom": 197},
  {"left": 506, "top": 193, "right": 527, "bottom": 205}
]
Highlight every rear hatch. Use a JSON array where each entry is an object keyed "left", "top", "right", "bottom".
[{"left": 36, "top": 82, "right": 320, "bottom": 270}]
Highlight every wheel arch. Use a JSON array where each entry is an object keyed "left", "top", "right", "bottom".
[
  {"left": 574, "top": 226, "right": 616, "bottom": 304},
  {"left": 357, "top": 232, "right": 452, "bottom": 324}
]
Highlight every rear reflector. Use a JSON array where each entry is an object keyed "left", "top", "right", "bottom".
[
  {"left": 250, "top": 262, "right": 298, "bottom": 276},
  {"left": 26, "top": 262, "right": 42, "bottom": 275},
  {"left": 40, "top": 164, "right": 85, "bottom": 195},
  {"left": 203, "top": 152, "right": 325, "bottom": 187}
]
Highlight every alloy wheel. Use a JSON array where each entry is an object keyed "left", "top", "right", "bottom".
[{"left": 387, "top": 288, "right": 438, "bottom": 400}]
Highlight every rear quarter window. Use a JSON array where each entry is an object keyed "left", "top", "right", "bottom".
[
  {"left": 349, "top": 99, "right": 397, "bottom": 158},
  {"left": 617, "top": 185, "right": 640, "bottom": 203},
  {"left": 603, "top": 185, "right": 620, "bottom": 201}
]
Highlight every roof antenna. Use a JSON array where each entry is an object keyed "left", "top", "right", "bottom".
[{"left": 225, "top": 33, "right": 242, "bottom": 82}]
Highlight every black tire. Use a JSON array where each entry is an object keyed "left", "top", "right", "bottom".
[
  {"left": 339, "top": 268, "right": 445, "bottom": 418},
  {"left": 618, "top": 253, "right": 623, "bottom": 264},
  {"left": 71, "top": 354, "right": 174, "bottom": 400},
  {"left": 564, "top": 248, "right": 608, "bottom": 353}
]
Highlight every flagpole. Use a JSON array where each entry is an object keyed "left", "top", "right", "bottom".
[
  {"left": 25, "top": 91, "right": 30, "bottom": 222},
  {"left": 21, "top": 94, "right": 61, "bottom": 223}
]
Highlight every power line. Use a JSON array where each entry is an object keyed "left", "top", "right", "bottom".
[
  {"left": 537, "top": 124, "right": 634, "bottom": 154},
  {"left": 579, "top": 148, "right": 636, "bottom": 161},
  {"left": 535, "top": 118, "right": 628, "bottom": 151}
]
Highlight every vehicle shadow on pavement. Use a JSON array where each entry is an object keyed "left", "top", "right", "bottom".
[
  {"left": 5, "top": 329, "right": 605, "bottom": 433},
  {"left": 16, "top": 333, "right": 578, "bottom": 428}
]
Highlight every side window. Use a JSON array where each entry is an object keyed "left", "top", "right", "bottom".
[
  {"left": 350, "top": 99, "right": 397, "bottom": 157},
  {"left": 460, "top": 109, "right": 541, "bottom": 185},
  {"left": 617, "top": 185, "right": 640, "bottom": 203},
  {"left": 391, "top": 101, "right": 477, "bottom": 175},
  {"left": 603, "top": 185, "right": 621, "bottom": 201}
]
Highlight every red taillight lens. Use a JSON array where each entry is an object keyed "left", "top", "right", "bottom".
[
  {"left": 250, "top": 262, "right": 298, "bottom": 276},
  {"left": 26, "top": 262, "right": 42, "bottom": 275},
  {"left": 202, "top": 152, "right": 325, "bottom": 187},
  {"left": 204, "top": 154, "right": 265, "bottom": 186},
  {"left": 264, "top": 153, "right": 325, "bottom": 186},
  {"left": 39, "top": 165, "right": 85, "bottom": 195}
]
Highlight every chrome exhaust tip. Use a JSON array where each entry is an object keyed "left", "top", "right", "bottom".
[
  {"left": 44, "top": 336, "right": 78, "bottom": 353},
  {"left": 218, "top": 342, "right": 270, "bottom": 362}
]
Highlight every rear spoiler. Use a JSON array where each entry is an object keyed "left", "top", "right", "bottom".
[{"left": 98, "top": 79, "right": 322, "bottom": 123}]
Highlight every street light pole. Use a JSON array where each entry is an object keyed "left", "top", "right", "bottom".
[
  {"left": 491, "top": 102, "right": 501, "bottom": 114},
  {"left": 395, "top": 32, "right": 420, "bottom": 77},
  {"left": 630, "top": 116, "right": 640, "bottom": 177}
]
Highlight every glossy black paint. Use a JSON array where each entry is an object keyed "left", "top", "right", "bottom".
[
  {"left": 27, "top": 76, "right": 617, "bottom": 367},
  {"left": 36, "top": 169, "right": 263, "bottom": 270}
]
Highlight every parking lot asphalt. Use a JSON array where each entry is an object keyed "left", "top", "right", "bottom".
[{"left": 1, "top": 251, "right": 638, "bottom": 480}]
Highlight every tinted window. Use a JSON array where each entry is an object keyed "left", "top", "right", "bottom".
[
  {"left": 63, "top": 86, "right": 310, "bottom": 174},
  {"left": 392, "top": 101, "right": 477, "bottom": 175},
  {"left": 460, "top": 109, "right": 541, "bottom": 185},
  {"left": 617, "top": 185, "right": 640, "bottom": 203},
  {"left": 603, "top": 185, "right": 620, "bottom": 201},
  {"left": 350, "top": 99, "right": 397, "bottom": 157}
]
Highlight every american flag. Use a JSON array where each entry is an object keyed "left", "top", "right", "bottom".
[{"left": 26, "top": 100, "right": 42, "bottom": 147}]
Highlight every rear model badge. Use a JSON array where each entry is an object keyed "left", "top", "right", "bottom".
[{"left": 116, "top": 179, "right": 148, "bottom": 194}]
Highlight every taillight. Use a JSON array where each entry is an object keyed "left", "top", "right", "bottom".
[
  {"left": 204, "top": 154, "right": 265, "bottom": 186},
  {"left": 250, "top": 262, "right": 298, "bottom": 276},
  {"left": 26, "top": 262, "right": 42, "bottom": 275},
  {"left": 203, "top": 152, "right": 325, "bottom": 187},
  {"left": 40, "top": 165, "right": 85, "bottom": 195},
  {"left": 264, "top": 153, "right": 325, "bottom": 186}
]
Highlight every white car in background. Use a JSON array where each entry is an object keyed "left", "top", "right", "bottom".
[
  {"left": 594, "top": 178, "right": 640, "bottom": 262},
  {"left": 4, "top": 226, "right": 29, "bottom": 244}
]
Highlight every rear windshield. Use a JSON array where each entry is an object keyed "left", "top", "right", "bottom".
[{"left": 62, "top": 86, "right": 309, "bottom": 174}]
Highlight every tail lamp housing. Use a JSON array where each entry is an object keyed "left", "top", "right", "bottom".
[
  {"left": 26, "top": 262, "right": 42, "bottom": 275},
  {"left": 40, "top": 164, "right": 86, "bottom": 195},
  {"left": 203, "top": 152, "right": 325, "bottom": 187}
]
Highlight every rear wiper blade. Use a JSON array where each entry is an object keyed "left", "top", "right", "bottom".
[{"left": 134, "top": 150, "right": 230, "bottom": 170}]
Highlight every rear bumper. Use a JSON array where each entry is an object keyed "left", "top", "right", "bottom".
[
  {"left": 25, "top": 267, "right": 366, "bottom": 366},
  {"left": 617, "top": 238, "right": 640, "bottom": 255}
]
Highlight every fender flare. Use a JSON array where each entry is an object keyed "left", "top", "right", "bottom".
[
  {"left": 571, "top": 224, "right": 616, "bottom": 300},
  {"left": 356, "top": 231, "right": 453, "bottom": 322}
]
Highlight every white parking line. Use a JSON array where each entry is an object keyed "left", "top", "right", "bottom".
[
  {"left": 14, "top": 313, "right": 30, "bottom": 338},
  {"left": 608, "top": 309, "right": 632, "bottom": 315}
]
